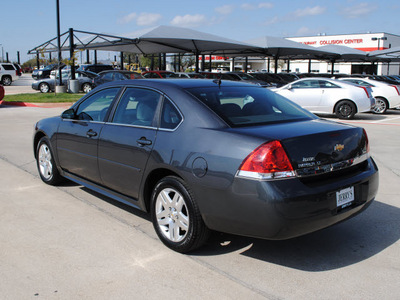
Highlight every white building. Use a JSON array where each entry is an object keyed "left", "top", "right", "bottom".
[{"left": 286, "top": 32, "right": 400, "bottom": 75}]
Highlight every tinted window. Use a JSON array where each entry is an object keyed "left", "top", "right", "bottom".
[
  {"left": 187, "top": 86, "right": 316, "bottom": 127},
  {"left": 319, "top": 80, "right": 339, "bottom": 88},
  {"left": 76, "top": 88, "right": 120, "bottom": 121},
  {"left": 292, "top": 80, "right": 320, "bottom": 88},
  {"left": 114, "top": 72, "right": 127, "bottom": 80},
  {"left": 2, "top": 64, "right": 15, "bottom": 71},
  {"left": 160, "top": 99, "right": 182, "bottom": 129},
  {"left": 102, "top": 72, "right": 113, "bottom": 80},
  {"left": 112, "top": 88, "right": 161, "bottom": 126}
]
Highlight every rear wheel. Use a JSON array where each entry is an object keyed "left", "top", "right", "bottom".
[
  {"left": 372, "top": 97, "right": 388, "bottom": 114},
  {"left": 151, "top": 176, "right": 210, "bottom": 253},
  {"left": 2, "top": 76, "right": 12, "bottom": 86},
  {"left": 39, "top": 82, "right": 50, "bottom": 93},
  {"left": 335, "top": 100, "right": 356, "bottom": 119},
  {"left": 36, "top": 137, "right": 63, "bottom": 185}
]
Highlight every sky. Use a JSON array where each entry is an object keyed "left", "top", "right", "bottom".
[{"left": 1, "top": 0, "right": 399, "bottom": 64}]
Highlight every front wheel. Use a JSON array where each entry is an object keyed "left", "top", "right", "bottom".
[
  {"left": 36, "top": 137, "right": 63, "bottom": 185},
  {"left": 372, "top": 97, "right": 388, "bottom": 114},
  {"left": 335, "top": 100, "right": 356, "bottom": 119},
  {"left": 82, "top": 83, "right": 92, "bottom": 93},
  {"left": 151, "top": 176, "right": 210, "bottom": 253}
]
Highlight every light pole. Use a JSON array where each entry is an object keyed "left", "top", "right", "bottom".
[
  {"left": 0, "top": 44, "right": 3, "bottom": 62},
  {"left": 371, "top": 36, "right": 388, "bottom": 51}
]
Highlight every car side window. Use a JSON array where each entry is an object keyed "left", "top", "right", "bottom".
[
  {"left": 112, "top": 88, "right": 161, "bottom": 127},
  {"left": 75, "top": 88, "right": 120, "bottom": 121},
  {"left": 160, "top": 99, "right": 182, "bottom": 130},
  {"left": 319, "top": 80, "right": 339, "bottom": 88},
  {"left": 292, "top": 80, "right": 319, "bottom": 89}
]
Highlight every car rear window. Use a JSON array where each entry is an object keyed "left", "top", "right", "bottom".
[{"left": 186, "top": 86, "right": 316, "bottom": 127}]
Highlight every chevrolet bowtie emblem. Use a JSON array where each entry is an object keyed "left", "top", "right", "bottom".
[{"left": 334, "top": 144, "right": 345, "bottom": 151}]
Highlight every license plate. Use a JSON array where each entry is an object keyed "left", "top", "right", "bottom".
[{"left": 336, "top": 186, "right": 354, "bottom": 208}]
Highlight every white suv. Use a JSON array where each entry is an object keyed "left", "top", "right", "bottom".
[{"left": 0, "top": 63, "right": 20, "bottom": 86}]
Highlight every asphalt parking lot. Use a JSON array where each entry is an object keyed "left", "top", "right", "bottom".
[{"left": 1, "top": 85, "right": 400, "bottom": 299}]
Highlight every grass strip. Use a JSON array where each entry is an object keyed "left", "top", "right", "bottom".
[{"left": 3, "top": 93, "right": 84, "bottom": 103}]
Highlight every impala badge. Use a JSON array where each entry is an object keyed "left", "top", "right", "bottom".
[{"left": 334, "top": 144, "right": 345, "bottom": 151}]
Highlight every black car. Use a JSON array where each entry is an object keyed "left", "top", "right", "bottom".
[
  {"left": 33, "top": 79, "right": 379, "bottom": 253},
  {"left": 77, "top": 64, "right": 114, "bottom": 74},
  {"left": 92, "top": 70, "right": 143, "bottom": 87},
  {"left": 32, "top": 64, "right": 62, "bottom": 80}
]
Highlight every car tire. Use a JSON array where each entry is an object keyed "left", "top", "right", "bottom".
[
  {"left": 2, "top": 76, "right": 12, "bottom": 86},
  {"left": 36, "top": 137, "right": 63, "bottom": 185},
  {"left": 372, "top": 97, "right": 388, "bottom": 114},
  {"left": 82, "top": 83, "right": 92, "bottom": 93},
  {"left": 151, "top": 176, "right": 210, "bottom": 253},
  {"left": 335, "top": 100, "right": 356, "bottom": 119},
  {"left": 39, "top": 82, "right": 51, "bottom": 93}
]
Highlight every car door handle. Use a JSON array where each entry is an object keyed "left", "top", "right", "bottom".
[
  {"left": 86, "top": 130, "right": 98, "bottom": 138},
  {"left": 137, "top": 137, "right": 152, "bottom": 146}
]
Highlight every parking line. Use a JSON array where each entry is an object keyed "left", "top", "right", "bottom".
[{"left": 371, "top": 116, "right": 400, "bottom": 124}]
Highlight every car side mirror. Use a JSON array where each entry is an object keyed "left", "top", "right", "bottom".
[
  {"left": 61, "top": 108, "right": 76, "bottom": 120},
  {"left": 287, "top": 84, "right": 293, "bottom": 90}
]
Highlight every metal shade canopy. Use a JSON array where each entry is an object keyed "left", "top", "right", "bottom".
[
  {"left": 245, "top": 36, "right": 330, "bottom": 58},
  {"left": 28, "top": 26, "right": 262, "bottom": 56},
  {"left": 368, "top": 46, "right": 400, "bottom": 57},
  {"left": 315, "top": 45, "right": 367, "bottom": 61}
]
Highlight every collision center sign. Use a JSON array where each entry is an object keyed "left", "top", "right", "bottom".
[{"left": 302, "top": 39, "right": 363, "bottom": 46}]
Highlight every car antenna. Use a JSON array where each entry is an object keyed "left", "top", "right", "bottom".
[{"left": 213, "top": 76, "right": 222, "bottom": 88}]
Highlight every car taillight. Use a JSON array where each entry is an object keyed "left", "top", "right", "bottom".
[
  {"left": 390, "top": 85, "right": 400, "bottom": 95},
  {"left": 359, "top": 86, "right": 370, "bottom": 98},
  {"left": 237, "top": 140, "right": 295, "bottom": 180},
  {"left": 363, "top": 129, "right": 370, "bottom": 154}
]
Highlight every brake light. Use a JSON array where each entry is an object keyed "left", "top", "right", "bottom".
[
  {"left": 363, "top": 129, "right": 370, "bottom": 154},
  {"left": 237, "top": 141, "right": 295, "bottom": 180},
  {"left": 390, "top": 85, "right": 400, "bottom": 95},
  {"left": 359, "top": 86, "right": 370, "bottom": 98}
]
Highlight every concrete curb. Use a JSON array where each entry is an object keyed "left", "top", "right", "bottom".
[{"left": 0, "top": 100, "right": 73, "bottom": 108}]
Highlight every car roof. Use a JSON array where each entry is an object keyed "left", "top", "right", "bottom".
[{"left": 97, "top": 78, "right": 257, "bottom": 90}]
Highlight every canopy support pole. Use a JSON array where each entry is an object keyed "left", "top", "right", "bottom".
[{"left": 69, "top": 28, "right": 76, "bottom": 80}]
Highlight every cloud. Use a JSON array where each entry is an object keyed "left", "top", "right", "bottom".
[
  {"left": 215, "top": 5, "right": 234, "bottom": 15},
  {"left": 119, "top": 12, "right": 137, "bottom": 24},
  {"left": 293, "top": 6, "right": 326, "bottom": 18},
  {"left": 296, "top": 26, "right": 314, "bottom": 36},
  {"left": 242, "top": 2, "right": 273, "bottom": 10},
  {"left": 118, "top": 12, "right": 161, "bottom": 26},
  {"left": 258, "top": 3, "right": 274, "bottom": 9},
  {"left": 341, "top": 2, "right": 376, "bottom": 19},
  {"left": 136, "top": 13, "right": 162, "bottom": 26},
  {"left": 263, "top": 16, "right": 279, "bottom": 25},
  {"left": 170, "top": 14, "right": 207, "bottom": 27},
  {"left": 241, "top": 3, "right": 256, "bottom": 10}
]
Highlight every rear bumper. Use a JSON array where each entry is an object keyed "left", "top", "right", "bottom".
[{"left": 199, "top": 157, "right": 379, "bottom": 240}]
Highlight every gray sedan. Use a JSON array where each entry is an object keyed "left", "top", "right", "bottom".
[{"left": 32, "top": 71, "right": 97, "bottom": 93}]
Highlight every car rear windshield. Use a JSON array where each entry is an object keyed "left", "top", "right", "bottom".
[{"left": 186, "top": 86, "right": 316, "bottom": 127}]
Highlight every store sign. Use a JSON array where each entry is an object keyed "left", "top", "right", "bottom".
[{"left": 198, "top": 56, "right": 229, "bottom": 61}]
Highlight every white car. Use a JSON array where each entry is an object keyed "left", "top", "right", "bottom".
[
  {"left": 274, "top": 78, "right": 375, "bottom": 119},
  {"left": 339, "top": 77, "right": 400, "bottom": 114}
]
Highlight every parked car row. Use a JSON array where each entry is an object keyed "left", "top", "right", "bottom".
[{"left": 30, "top": 67, "right": 400, "bottom": 119}]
